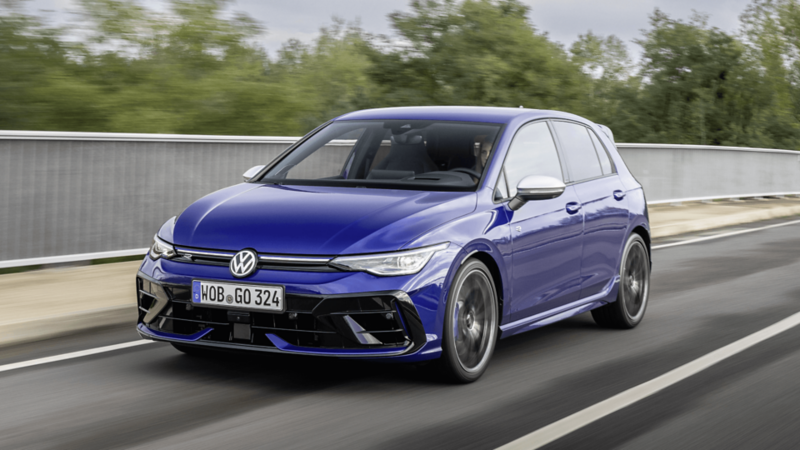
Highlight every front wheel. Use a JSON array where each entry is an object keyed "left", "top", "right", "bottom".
[
  {"left": 592, "top": 233, "right": 650, "bottom": 328},
  {"left": 438, "top": 259, "right": 499, "bottom": 383}
]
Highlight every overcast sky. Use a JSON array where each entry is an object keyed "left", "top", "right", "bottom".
[{"left": 26, "top": 0, "right": 754, "bottom": 58}]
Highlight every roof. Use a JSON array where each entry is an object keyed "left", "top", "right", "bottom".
[{"left": 335, "top": 106, "right": 587, "bottom": 125}]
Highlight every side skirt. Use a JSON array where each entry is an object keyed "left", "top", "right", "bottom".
[{"left": 499, "top": 276, "right": 620, "bottom": 339}]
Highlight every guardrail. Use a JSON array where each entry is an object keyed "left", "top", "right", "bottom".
[
  {"left": 617, "top": 143, "right": 800, "bottom": 204},
  {"left": 1, "top": 131, "right": 799, "bottom": 268}
]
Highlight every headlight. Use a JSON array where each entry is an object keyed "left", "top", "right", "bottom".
[
  {"left": 330, "top": 243, "right": 449, "bottom": 276},
  {"left": 149, "top": 235, "right": 176, "bottom": 260}
]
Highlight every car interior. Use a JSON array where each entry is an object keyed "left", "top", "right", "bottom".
[{"left": 263, "top": 120, "right": 502, "bottom": 190}]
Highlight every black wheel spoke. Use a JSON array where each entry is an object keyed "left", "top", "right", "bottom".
[
  {"left": 621, "top": 241, "right": 648, "bottom": 319},
  {"left": 451, "top": 268, "right": 496, "bottom": 373}
]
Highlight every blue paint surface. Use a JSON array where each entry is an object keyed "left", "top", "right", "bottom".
[{"left": 139, "top": 106, "right": 649, "bottom": 361}]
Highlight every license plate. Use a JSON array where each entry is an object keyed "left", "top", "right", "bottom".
[{"left": 191, "top": 280, "right": 285, "bottom": 312}]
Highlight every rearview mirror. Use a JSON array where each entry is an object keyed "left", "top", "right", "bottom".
[
  {"left": 242, "top": 165, "right": 266, "bottom": 182},
  {"left": 508, "top": 175, "right": 566, "bottom": 210}
]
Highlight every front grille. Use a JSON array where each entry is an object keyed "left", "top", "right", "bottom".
[
  {"left": 137, "top": 276, "right": 417, "bottom": 351},
  {"left": 171, "top": 247, "right": 340, "bottom": 272}
]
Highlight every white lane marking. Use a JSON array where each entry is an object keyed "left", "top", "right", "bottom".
[
  {"left": 497, "top": 310, "right": 800, "bottom": 450},
  {"left": 0, "top": 340, "right": 154, "bottom": 374},
  {"left": 652, "top": 218, "right": 800, "bottom": 250}
]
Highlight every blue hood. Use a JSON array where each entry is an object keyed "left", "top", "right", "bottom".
[{"left": 172, "top": 184, "right": 477, "bottom": 255}]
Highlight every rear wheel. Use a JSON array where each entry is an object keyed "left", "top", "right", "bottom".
[
  {"left": 438, "top": 259, "right": 499, "bottom": 383},
  {"left": 592, "top": 233, "right": 650, "bottom": 328}
]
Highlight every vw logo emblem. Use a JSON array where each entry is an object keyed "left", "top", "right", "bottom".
[{"left": 230, "top": 249, "right": 258, "bottom": 278}]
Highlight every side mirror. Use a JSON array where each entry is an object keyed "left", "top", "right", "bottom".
[
  {"left": 242, "top": 165, "right": 266, "bottom": 182},
  {"left": 508, "top": 175, "right": 566, "bottom": 211}
]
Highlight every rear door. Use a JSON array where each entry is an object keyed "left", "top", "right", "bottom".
[
  {"left": 500, "top": 121, "right": 584, "bottom": 324},
  {"left": 552, "top": 121, "right": 629, "bottom": 298}
]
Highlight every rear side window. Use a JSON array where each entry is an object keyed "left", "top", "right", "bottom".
[
  {"left": 553, "top": 121, "right": 603, "bottom": 182},
  {"left": 588, "top": 130, "right": 614, "bottom": 175},
  {"left": 502, "top": 122, "right": 563, "bottom": 197}
]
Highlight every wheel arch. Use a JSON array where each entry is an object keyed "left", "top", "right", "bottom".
[
  {"left": 631, "top": 225, "right": 652, "bottom": 265},
  {"left": 441, "top": 239, "right": 509, "bottom": 328},
  {"left": 468, "top": 251, "right": 505, "bottom": 320}
]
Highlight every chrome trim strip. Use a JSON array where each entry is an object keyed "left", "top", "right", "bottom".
[
  {"left": 174, "top": 248, "right": 235, "bottom": 258},
  {"left": 259, "top": 255, "right": 332, "bottom": 264},
  {"left": 174, "top": 248, "right": 332, "bottom": 264}
]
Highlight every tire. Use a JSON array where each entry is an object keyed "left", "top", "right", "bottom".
[
  {"left": 437, "top": 258, "right": 499, "bottom": 383},
  {"left": 592, "top": 233, "right": 650, "bottom": 329}
]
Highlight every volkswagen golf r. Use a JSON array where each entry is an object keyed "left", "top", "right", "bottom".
[{"left": 137, "top": 106, "right": 651, "bottom": 382}]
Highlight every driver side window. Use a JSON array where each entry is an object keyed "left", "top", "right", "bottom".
[{"left": 500, "top": 121, "right": 564, "bottom": 198}]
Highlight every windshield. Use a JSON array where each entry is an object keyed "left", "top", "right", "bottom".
[{"left": 258, "top": 120, "right": 503, "bottom": 191}]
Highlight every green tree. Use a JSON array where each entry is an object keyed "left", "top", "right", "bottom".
[
  {"left": 268, "top": 20, "right": 378, "bottom": 133},
  {"left": 4, "top": 0, "right": 800, "bottom": 150},
  {"left": 741, "top": 0, "right": 800, "bottom": 148},
  {"left": 0, "top": 1, "right": 106, "bottom": 131},
  {"left": 75, "top": 0, "right": 298, "bottom": 135},
  {"left": 627, "top": 10, "right": 767, "bottom": 146},
  {"left": 365, "top": 0, "right": 590, "bottom": 112},
  {"left": 569, "top": 32, "right": 642, "bottom": 140}
]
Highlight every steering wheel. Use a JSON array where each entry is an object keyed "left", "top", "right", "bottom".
[{"left": 448, "top": 167, "right": 482, "bottom": 178}]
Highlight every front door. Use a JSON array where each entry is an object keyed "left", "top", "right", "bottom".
[
  {"left": 508, "top": 187, "right": 584, "bottom": 322},
  {"left": 500, "top": 121, "right": 585, "bottom": 324}
]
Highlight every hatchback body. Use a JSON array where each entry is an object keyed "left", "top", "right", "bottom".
[{"left": 137, "top": 106, "right": 651, "bottom": 382}]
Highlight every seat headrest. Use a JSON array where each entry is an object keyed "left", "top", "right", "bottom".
[{"left": 391, "top": 134, "right": 424, "bottom": 145}]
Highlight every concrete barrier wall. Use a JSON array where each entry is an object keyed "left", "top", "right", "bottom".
[
  {"left": 617, "top": 144, "right": 800, "bottom": 204},
  {"left": 1, "top": 131, "right": 799, "bottom": 266}
]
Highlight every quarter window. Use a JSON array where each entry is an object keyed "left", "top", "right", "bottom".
[
  {"left": 553, "top": 121, "right": 603, "bottom": 182},
  {"left": 503, "top": 122, "right": 563, "bottom": 197}
]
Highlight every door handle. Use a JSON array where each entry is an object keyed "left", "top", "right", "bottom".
[
  {"left": 613, "top": 190, "right": 626, "bottom": 201},
  {"left": 566, "top": 202, "right": 581, "bottom": 215}
]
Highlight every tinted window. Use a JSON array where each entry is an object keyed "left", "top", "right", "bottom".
[
  {"left": 503, "top": 122, "right": 563, "bottom": 197},
  {"left": 589, "top": 130, "right": 614, "bottom": 175},
  {"left": 285, "top": 128, "right": 365, "bottom": 179},
  {"left": 261, "top": 120, "right": 502, "bottom": 191},
  {"left": 553, "top": 121, "right": 603, "bottom": 182}
]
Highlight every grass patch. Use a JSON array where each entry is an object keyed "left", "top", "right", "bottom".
[{"left": 0, "top": 265, "right": 43, "bottom": 275}]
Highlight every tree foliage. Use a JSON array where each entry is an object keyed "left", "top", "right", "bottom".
[
  {"left": 2, "top": 0, "right": 800, "bottom": 148},
  {"left": 365, "top": 0, "right": 589, "bottom": 112}
]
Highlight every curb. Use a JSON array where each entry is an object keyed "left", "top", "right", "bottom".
[
  {"left": 651, "top": 205, "right": 800, "bottom": 238},
  {"left": 0, "top": 305, "right": 137, "bottom": 348}
]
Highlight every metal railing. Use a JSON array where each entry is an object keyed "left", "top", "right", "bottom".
[
  {"left": 1, "top": 131, "right": 798, "bottom": 268},
  {"left": 617, "top": 143, "right": 800, "bottom": 204}
]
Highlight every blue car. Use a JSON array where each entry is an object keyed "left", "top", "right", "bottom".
[{"left": 137, "top": 106, "right": 651, "bottom": 382}]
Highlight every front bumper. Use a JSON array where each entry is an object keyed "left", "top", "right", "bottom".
[
  {"left": 136, "top": 242, "right": 462, "bottom": 361},
  {"left": 136, "top": 272, "right": 428, "bottom": 358}
]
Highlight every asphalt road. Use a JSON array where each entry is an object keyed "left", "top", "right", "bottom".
[{"left": 2, "top": 217, "right": 800, "bottom": 450}]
